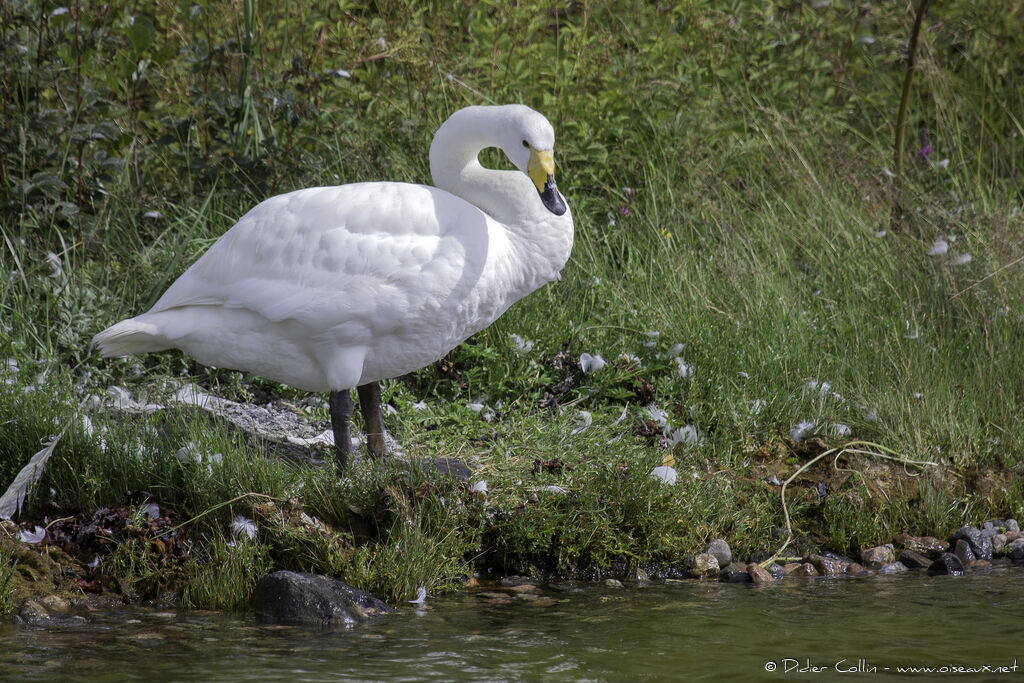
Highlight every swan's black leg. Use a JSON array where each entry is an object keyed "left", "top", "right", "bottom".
[
  {"left": 357, "top": 382, "right": 386, "bottom": 459},
  {"left": 329, "top": 389, "right": 354, "bottom": 472}
]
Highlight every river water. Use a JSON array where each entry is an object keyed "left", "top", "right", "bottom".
[{"left": 2, "top": 568, "right": 1021, "bottom": 682}]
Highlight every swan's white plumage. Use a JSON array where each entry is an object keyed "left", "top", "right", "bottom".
[{"left": 94, "top": 105, "right": 573, "bottom": 393}]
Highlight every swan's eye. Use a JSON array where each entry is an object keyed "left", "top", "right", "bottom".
[{"left": 522, "top": 139, "right": 529, "bottom": 148}]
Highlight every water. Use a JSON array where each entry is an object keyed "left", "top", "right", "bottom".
[{"left": 2, "top": 569, "right": 1022, "bottom": 682}]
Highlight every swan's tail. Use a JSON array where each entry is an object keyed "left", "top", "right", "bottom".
[{"left": 92, "top": 318, "right": 170, "bottom": 357}]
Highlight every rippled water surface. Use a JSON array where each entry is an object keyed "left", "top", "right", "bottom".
[{"left": 2, "top": 568, "right": 1022, "bottom": 682}]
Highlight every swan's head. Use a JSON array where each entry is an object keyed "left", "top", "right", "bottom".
[{"left": 499, "top": 106, "right": 567, "bottom": 217}]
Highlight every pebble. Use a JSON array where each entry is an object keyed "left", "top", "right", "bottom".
[
  {"left": 953, "top": 539, "right": 976, "bottom": 565},
  {"left": 688, "top": 553, "right": 720, "bottom": 578},
  {"left": 1007, "top": 539, "right": 1024, "bottom": 562},
  {"left": 783, "top": 562, "right": 818, "bottom": 577},
  {"left": 860, "top": 544, "right": 895, "bottom": 567},
  {"left": 991, "top": 534, "right": 1007, "bottom": 556},
  {"left": 807, "top": 553, "right": 850, "bottom": 577},
  {"left": 719, "top": 563, "right": 751, "bottom": 583},
  {"left": 505, "top": 583, "right": 537, "bottom": 593},
  {"left": 927, "top": 553, "right": 965, "bottom": 576},
  {"left": 500, "top": 576, "right": 535, "bottom": 587},
  {"left": 897, "top": 549, "right": 932, "bottom": 569},
  {"left": 894, "top": 533, "right": 948, "bottom": 558},
  {"left": 706, "top": 539, "right": 732, "bottom": 567},
  {"left": 949, "top": 525, "right": 992, "bottom": 560},
  {"left": 746, "top": 563, "right": 774, "bottom": 585}
]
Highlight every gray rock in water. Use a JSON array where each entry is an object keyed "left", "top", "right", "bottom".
[
  {"left": 927, "top": 553, "right": 965, "bottom": 576},
  {"left": 12, "top": 599, "right": 87, "bottom": 627},
  {"left": 1006, "top": 519, "right": 1020, "bottom": 533},
  {"left": 688, "top": 553, "right": 720, "bottom": 578},
  {"left": 954, "top": 539, "right": 976, "bottom": 565},
  {"left": 949, "top": 525, "right": 992, "bottom": 560},
  {"left": 898, "top": 549, "right": 932, "bottom": 569},
  {"left": 253, "top": 571, "right": 394, "bottom": 626},
  {"left": 879, "top": 561, "right": 908, "bottom": 574},
  {"left": 845, "top": 562, "right": 869, "bottom": 575},
  {"left": 808, "top": 553, "right": 849, "bottom": 577},
  {"left": 859, "top": 544, "right": 895, "bottom": 567},
  {"left": 783, "top": 562, "right": 818, "bottom": 577},
  {"left": 1007, "top": 539, "right": 1024, "bottom": 563},
  {"left": 746, "top": 563, "right": 774, "bottom": 585},
  {"left": 894, "top": 534, "right": 948, "bottom": 558},
  {"left": 719, "top": 562, "right": 751, "bottom": 583},
  {"left": 991, "top": 534, "right": 1008, "bottom": 556},
  {"left": 706, "top": 539, "right": 731, "bottom": 567}
]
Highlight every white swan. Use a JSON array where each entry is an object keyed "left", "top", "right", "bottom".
[{"left": 93, "top": 104, "right": 574, "bottom": 469}]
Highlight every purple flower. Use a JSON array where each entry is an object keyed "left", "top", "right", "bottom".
[{"left": 917, "top": 130, "right": 931, "bottom": 162}]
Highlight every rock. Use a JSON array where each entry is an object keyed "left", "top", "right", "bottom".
[
  {"left": 879, "top": 561, "right": 908, "bottom": 574},
  {"left": 894, "top": 533, "right": 948, "bottom": 558},
  {"left": 953, "top": 539, "right": 976, "bottom": 565},
  {"left": 897, "top": 549, "right": 932, "bottom": 569},
  {"left": 1007, "top": 531, "right": 1022, "bottom": 543},
  {"left": 706, "top": 539, "right": 731, "bottom": 567},
  {"left": 980, "top": 520, "right": 1001, "bottom": 539},
  {"left": 253, "top": 571, "right": 394, "bottom": 626},
  {"left": 783, "top": 562, "right": 818, "bottom": 577},
  {"left": 688, "top": 553, "right": 720, "bottom": 578},
  {"left": 604, "top": 579, "right": 623, "bottom": 589},
  {"left": 766, "top": 563, "right": 786, "bottom": 580},
  {"left": 860, "top": 544, "right": 895, "bottom": 567},
  {"left": 807, "top": 553, "right": 850, "bottom": 577},
  {"left": 949, "top": 525, "right": 992, "bottom": 560},
  {"left": 967, "top": 559, "right": 991, "bottom": 570},
  {"left": 747, "top": 563, "right": 774, "bottom": 585},
  {"left": 632, "top": 568, "right": 650, "bottom": 585},
  {"left": 12, "top": 598, "right": 87, "bottom": 627},
  {"left": 845, "top": 562, "right": 869, "bottom": 575},
  {"left": 500, "top": 575, "right": 535, "bottom": 587},
  {"left": 719, "top": 562, "right": 751, "bottom": 583},
  {"left": 1007, "top": 539, "right": 1024, "bottom": 562},
  {"left": 1005, "top": 519, "right": 1020, "bottom": 533},
  {"left": 505, "top": 583, "right": 537, "bottom": 593},
  {"left": 991, "top": 534, "right": 1007, "bottom": 556},
  {"left": 40, "top": 595, "right": 70, "bottom": 611},
  {"left": 428, "top": 457, "right": 474, "bottom": 481},
  {"left": 927, "top": 553, "right": 965, "bottom": 576}
]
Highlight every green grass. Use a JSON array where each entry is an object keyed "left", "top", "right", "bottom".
[{"left": 2, "top": 0, "right": 1024, "bottom": 608}]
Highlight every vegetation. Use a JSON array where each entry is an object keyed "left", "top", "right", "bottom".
[{"left": 2, "top": 0, "right": 1023, "bottom": 609}]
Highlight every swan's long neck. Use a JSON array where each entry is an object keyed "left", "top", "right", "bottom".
[
  {"left": 428, "top": 106, "right": 574, "bottom": 289},
  {"left": 429, "top": 107, "right": 531, "bottom": 225}
]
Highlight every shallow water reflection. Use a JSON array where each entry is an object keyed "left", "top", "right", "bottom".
[{"left": 2, "top": 568, "right": 1022, "bottom": 681}]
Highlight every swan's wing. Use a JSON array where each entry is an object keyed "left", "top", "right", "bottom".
[{"left": 150, "top": 183, "right": 492, "bottom": 341}]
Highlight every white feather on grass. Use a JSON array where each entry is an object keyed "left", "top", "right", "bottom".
[{"left": 0, "top": 432, "right": 63, "bottom": 521}]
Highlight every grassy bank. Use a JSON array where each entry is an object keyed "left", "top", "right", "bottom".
[{"left": 2, "top": 0, "right": 1023, "bottom": 608}]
